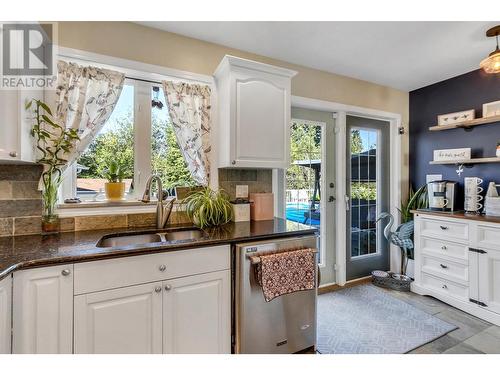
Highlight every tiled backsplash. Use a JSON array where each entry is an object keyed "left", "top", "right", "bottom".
[
  {"left": 0, "top": 164, "right": 191, "bottom": 237},
  {"left": 0, "top": 164, "right": 43, "bottom": 236},
  {"left": 218, "top": 168, "right": 273, "bottom": 200}
]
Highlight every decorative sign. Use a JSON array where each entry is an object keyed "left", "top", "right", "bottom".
[
  {"left": 483, "top": 100, "right": 500, "bottom": 118},
  {"left": 437, "top": 110, "right": 475, "bottom": 126},
  {"left": 433, "top": 148, "right": 471, "bottom": 162}
]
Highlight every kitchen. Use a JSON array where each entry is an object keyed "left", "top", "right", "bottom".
[{"left": 1, "top": 13, "right": 500, "bottom": 366}]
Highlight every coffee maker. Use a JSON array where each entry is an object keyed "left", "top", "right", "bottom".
[{"left": 427, "top": 180, "right": 458, "bottom": 211}]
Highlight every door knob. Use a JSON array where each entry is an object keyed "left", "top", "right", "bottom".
[
  {"left": 164, "top": 284, "right": 172, "bottom": 291},
  {"left": 61, "top": 269, "right": 71, "bottom": 276}
]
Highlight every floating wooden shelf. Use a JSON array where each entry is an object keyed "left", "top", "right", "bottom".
[
  {"left": 429, "top": 157, "right": 500, "bottom": 165},
  {"left": 429, "top": 115, "right": 500, "bottom": 131}
]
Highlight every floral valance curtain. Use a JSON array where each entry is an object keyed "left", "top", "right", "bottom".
[
  {"left": 54, "top": 60, "right": 125, "bottom": 171},
  {"left": 162, "top": 81, "right": 211, "bottom": 186}
]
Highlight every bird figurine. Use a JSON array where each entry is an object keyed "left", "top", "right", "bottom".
[{"left": 377, "top": 212, "right": 414, "bottom": 276}]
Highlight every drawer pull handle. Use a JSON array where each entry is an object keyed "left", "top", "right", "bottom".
[
  {"left": 61, "top": 269, "right": 71, "bottom": 276},
  {"left": 441, "top": 245, "right": 447, "bottom": 250},
  {"left": 440, "top": 226, "right": 449, "bottom": 230},
  {"left": 440, "top": 264, "right": 448, "bottom": 269},
  {"left": 442, "top": 284, "right": 448, "bottom": 289},
  {"left": 159, "top": 264, "right": 166, "bottom": 272}
]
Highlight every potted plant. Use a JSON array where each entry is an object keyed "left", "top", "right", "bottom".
[
  {"left": 182, "top": 187, "right": 233, "bottom": 229},
  {"left": 103, "top": 160, "right": 126, "bottom": 200},
  {"left": 398, "top": 184, "right": 428, "bottom": 278},
  {"left": 28, "top": 99, "right": 80, "bottom": 234}
]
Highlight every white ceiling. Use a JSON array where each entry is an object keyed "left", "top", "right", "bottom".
[{"left": 136, "top": 21, "right": 498, "bottom": 91}]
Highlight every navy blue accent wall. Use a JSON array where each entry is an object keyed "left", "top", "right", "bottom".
[{"left": 409, "top": 69, "right": 500, "bottom": 199}]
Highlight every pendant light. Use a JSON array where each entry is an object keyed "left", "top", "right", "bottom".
[{"left": 480, "top": 25, "right": 500, "bottom": 74}]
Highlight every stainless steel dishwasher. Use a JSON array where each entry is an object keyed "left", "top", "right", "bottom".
[{"left": 235, "top": 235, "right": 318, "bottom": 354}]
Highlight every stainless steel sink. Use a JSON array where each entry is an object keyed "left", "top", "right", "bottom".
[
  {"left": 97, "top": 233, "right": 162, "bottom": 248},
  {"left": 96, "top": 228, "right": 205, "bottom": 248},
  {"left": 162, "top": 229, "right": 204, "bottom": 242}
]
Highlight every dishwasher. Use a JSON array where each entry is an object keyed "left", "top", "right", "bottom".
[{"left": 234, "top": 235, "right": 318, "bottom": 354}]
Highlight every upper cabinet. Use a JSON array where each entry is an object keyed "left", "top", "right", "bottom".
[
  {"left": 214, "top": 55, "right": 297, "bottom": 169},
  {"left": 0, "top": 88, "right": 40, "bottom": 163}
]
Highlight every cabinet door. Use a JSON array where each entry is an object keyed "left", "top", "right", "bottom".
[
  {"left": 74, "top": 282, "right": 163, "bottom": 354},
  {"left": 233, "top": 77, "right": 290, "bottom": 168},
  {"left": 13, "top": 265, "right": 73, "bottom": 353},
  {"left": 163, "top": 270, "right": 230, "bottom": 354},
  {"left": 0, "top": 276, "right": 12, "bottom": 354},
  {"left": 478, "top": 248, "right": 500, "bottom": 314}
]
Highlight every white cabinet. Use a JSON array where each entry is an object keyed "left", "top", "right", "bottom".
[
  {"left": 478, "top": 247, "right": 500, "bottom": 315},
  {"left": 12, "top": 265, "right": 73, "bottom": 353},
  {"left": 214, "top": 55, "right": 297, "bottom": 169},
  {"left": 163, "top": 270, "right": 230, "bottom": 354},
  {"left": 74, "top": 282, "right": 163, "bottom": 354},
  {"left": 0, "top": 88, "right": 40, "bottom": 162},
  {"left": 412, "top": 213, "right": 500, "bottom": 326},
  {"left": 0, "top": 276, "right": 12, "bottom": 354}
]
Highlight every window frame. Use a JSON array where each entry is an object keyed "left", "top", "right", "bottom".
[{"left": 56, "top": 47, "right": 216, "bottom": 211}]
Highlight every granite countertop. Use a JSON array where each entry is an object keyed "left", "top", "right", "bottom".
[
  {"left": 412, "top": 209, "right": 500, "bottom": 224},
  {"left": 0, "top": 218, "right": 317, "bottom": 281}
]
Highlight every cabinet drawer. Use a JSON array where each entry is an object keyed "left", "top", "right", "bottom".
[
  {"left": 421, "top": 272, "right": 469, "bottom": 301},
  {"left": 420, "top": 218, "right": 468, "bottom": 242},
  {"left": 475, "top": 224, "right": 500, "bottom": 251},
  {"left": 74, "top": 245, "right": 230, "bottom": 295},
  {"left": 421, "top": 254, "right": 468, "bottom": 284},
  {"left": 421, "top": 237, "right": 468, "bottom": 263}
]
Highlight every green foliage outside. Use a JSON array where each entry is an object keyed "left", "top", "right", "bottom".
[
  {"left": 78, "top": 111, "right": 195, "bottom": 190},
  {"left": 286, "top": 122, "right": 375, "bottom": 201}
]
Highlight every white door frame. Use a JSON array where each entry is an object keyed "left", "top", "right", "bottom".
[{"left": 290, "top": 95, "right": 402, "bottom": 286}]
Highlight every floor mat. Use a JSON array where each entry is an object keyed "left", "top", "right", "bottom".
[{"left": 317, "top": 284, "right": 457, "bottom": 354}]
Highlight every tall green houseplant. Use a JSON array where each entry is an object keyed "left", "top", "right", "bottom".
[{"left": 28, "top": 99, "right": 79, "bottom": 232}]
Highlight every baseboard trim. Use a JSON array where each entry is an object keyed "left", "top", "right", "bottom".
[{"left": 318, "top": 276, "right": 371, "bottom": 295}]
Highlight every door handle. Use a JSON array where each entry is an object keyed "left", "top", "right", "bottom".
[{"left": 345, "top": 195, "right": 350, "bottom": 211}]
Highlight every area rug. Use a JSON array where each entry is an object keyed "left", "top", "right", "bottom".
[{"left": 317, "top": 284, "right": 456, "bottom": 354}]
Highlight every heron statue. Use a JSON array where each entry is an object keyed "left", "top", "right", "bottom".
[{"left": 377, "top": 212, "right": 414, "bottom": 276}]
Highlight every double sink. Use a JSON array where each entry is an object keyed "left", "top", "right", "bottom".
[{"left": 96, "top": 228, "right": 204, "bottom": 248}]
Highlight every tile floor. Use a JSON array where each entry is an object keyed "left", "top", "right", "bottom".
[{"left": 380, "top": 287, "right": 500, "bottom": 354}]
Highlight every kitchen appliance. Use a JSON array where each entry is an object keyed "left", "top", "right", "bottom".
[
  {"left": 249, "top": 193, "right": 274, "bottom": 220},
  {"left": 427, "top": 180, "right": 458, "bottom": 211},
  {"left": 235, "top": 236, "right": 318, "bottom": 353},
  {"left": 464, "top": 177, "right": 484, "bottom": 214}
]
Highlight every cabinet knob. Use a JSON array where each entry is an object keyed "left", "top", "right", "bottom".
[
  {"left": 441, "top": 245, "right": 447, "bottom": 250},
  {"left": 61, "top": 269, "right": 71, "bottom": 276},
  {"left": 164, "top": 284, "right": 172, "bottom": 291},
  {"left": 159, "top": 264, "right": 166, "bottom": 272},
  {"left": 440, "top": 225, "right": 449, "bottom": 230},
  {"left": 440, "top": 264, "right": 448, "bottom": 269},
  {"left": 231, "top": 160, "right": 236, "bottom": 165},
  {"left": 154, "top": 286, "right": 162, "bottom": 293},
  {"left": 442, "top": 284, "right": 448, "bottom": 289},
  {"left": 9, "top": 151, "right": 17, "bottom": 158}
]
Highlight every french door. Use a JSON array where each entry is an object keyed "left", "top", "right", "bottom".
[
  {"left": 283, "top": 107, "right": 336, "bottom": 286},
  {"left": 345, "top": 115, "right": 390, "bottom": 280}
]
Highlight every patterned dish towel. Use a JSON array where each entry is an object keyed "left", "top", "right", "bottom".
[{"left": 252, "top": 248, "right": 317, "bottom": 302}]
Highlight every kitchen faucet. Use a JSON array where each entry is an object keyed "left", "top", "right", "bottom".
[{"left": 141, "top": 175, "right": 176, "bottom": 229}]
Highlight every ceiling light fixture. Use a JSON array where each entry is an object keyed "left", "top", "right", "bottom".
[{"left": 480, "top": 25, "right": 500, "bottom": 74}]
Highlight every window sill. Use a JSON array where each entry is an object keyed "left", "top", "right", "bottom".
[{"left": 56, "top": 199, "right": 175, "bottom": 217}]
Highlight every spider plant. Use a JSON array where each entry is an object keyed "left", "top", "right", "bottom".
[{"left": 182, "top": 187, "right": 233, "bottom": 229}]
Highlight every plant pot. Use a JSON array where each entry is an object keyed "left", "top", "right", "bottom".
[
  {"left": 42, "top": 214, "right": 60, "bottom": 235},
  {"left": 105, "top": 182, "right": 125, "bottom": 200}
]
